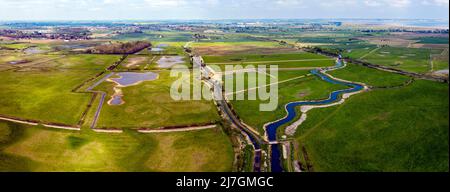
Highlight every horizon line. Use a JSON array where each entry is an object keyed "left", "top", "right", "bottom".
[{"left": 0, "top": 18, "right": 449, "bottom": 22}]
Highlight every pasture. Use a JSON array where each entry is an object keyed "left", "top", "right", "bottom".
[
  {"left": 294, "top": 80, "right": 449, "bottom": 171},
  {"left": 362, "top": 47, "right": 443, "bottom": 73},
  {"left": 192, "top": 41, "right": 298, "bottom": 56},
  {"left": 92, "top": 71, "right": 220, "bottom": 129},
  {"left": 229, "top": 72, "right": 347, "bottom": 134},
  {"left": 0, "top": 122, "right": 234, "bottom": 172},
  {"left": 0, "top": 54, "right": 121, "bottom": 125}
]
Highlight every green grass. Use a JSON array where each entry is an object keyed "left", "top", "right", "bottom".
[
  {"left": 0, "top": 52, "right": 58, "bottom": 65},
  {"left": 223, "top": 70, "right": 311, "bottom": 95},
  {"left": 67, "top": 136, "right": 89, "bottom": 149},
  {"left": 0, "top": 54, "right": 121, "bottom": 125},
  {"left": 295, "top": 80, "right": 449, "bottom": 171},
  {"left": 117, "top": 55, "right": 152, "bottom": 70},
  {"left": 432, "top": 49, "right": 449, "bottom": 71},
  {"left": 191, "top": 41, "right": 298, "bottom": 55},
  {"left": 214, "top": 61, "right": 334, "bottom": 71},
  {"left": 204, "top": 52, "right": 329, "bottom": 64},
  {"left": 151, "top": 42, "right": 188, "bottom": 55},
  {"left": 0, "top": 43, "right": 31, "bottom": 50},
  {"left": 0, "top": 122, "right": 234, "bottom": 172},
  {"left": 414, "top": 37, "right": 449, "bottom": 44},
  {"left": 433, "top": 60, "right": 449, "bottom": 71},
  {"left": 113, "top": 31, "right": 193, "bottom": 42},
  {"left": 192, "top": 41, "right": 283, "bottom": 47},
  {"left": 230, "top": 73, "right": 347, "bottom": 134},
  {"left": 341, "top": 46, "right": 378, "bottom": 59},
  {"left": 94, "top": 71, "right": 220, "bottom": 129},
  {"left": 362, "top": 47, "right": 442, "bottom": 73},
  {"left": 242, "top": 145, "right": 254, "bottom": 172},
  {"left": 329, "top": 63, "right": 412, "bottom": 87}
]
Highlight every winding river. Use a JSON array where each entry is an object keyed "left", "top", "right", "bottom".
[{"left": 266, "top": 59, "right": 365, "bottom": 172}]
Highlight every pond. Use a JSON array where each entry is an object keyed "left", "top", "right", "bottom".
[
  {"left": 149, "top": 44, "right": 169, "bottom": 52},
  {"left": 109, "top": 95, "right": 124, "bottom": 105},
  {"left": 24, "top": 47, "right": 44, "bottom": 54},
  {"left": 106, "top": 72, "right": 159, "bottom": 105},
  {"left": 108, "top": 72, "right": 159, "bottom": 87},
  {"left": 9, "top": 60, "right": 29, "bottom": 65},
  {"left": 156, "top": 56, "right": 185, "bottom": 68},
  {"left": 157, "top": 44, "right": 169, "bottom": 48},
  {"left": 150, "top": 48, "right": 164, "bottom": 52}
]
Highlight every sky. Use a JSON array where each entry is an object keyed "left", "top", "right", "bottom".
[{"left": 0, "top": 0, "right": 448, "bottom": 21}]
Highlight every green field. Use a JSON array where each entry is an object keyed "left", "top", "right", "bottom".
[
  {"left": 432, "top": 49, "right": 449, "bottom": 71},
  {"left": 191, "top": 41, "right": 298, "bottom": 55},
  {"left": 93, "top": 71, "right": 220, "bottom": 129},
  {"left": 229, "top": 72, "right": 347, "bottom": 134},
  {"left": 295, "top": 80, "right": 449, "bottom": 171},
  {"left": 329, "top": 63, "right": 412, "bottom": 87},
  {"left": 1, "top": 26, "right": 448, "bottom": 173},
  {"left": 0, "top": 43, "right": 31, "bottom": 50},
  {"left": 362, "top": 47, "right": 443, "bottom": 73},
  {"left": 0, "top": 122, "right": 234, "bottom": 172},
  {"left": 204, "top": 52, "right": 329, "bottom": 63},
  {"left": 113, "top": 31, "right": 193, "bottom": 42},
  {"left": 0, "top": 54, "right": 121, "bottom": 125},
  {"left": 288, "top": 62, "right": 449, "bottom": 171},
  {"left": 414, "top": 37, "right": 449, "bottom": 44},
  {"left": 223, "top": 70, "right": 312, "bottom": 95}
]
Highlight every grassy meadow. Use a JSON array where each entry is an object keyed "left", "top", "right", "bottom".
[
  {"left": 294, "top": 80, "right": 449, "bottom": 171},
  {"left": 229, "top": 72, "right": 347, "bottom": 134},
  {"left": 93, "top": 71, "right": 220, "bottom": 129},
  {"left": 329, "top": 63, "right": 412, "bottom": 87},
  {"left": 362, "top": 47, "right": 443, "bottom": 73},
  {"left": 288, "top": 62, "right": 449, "bottom": 171},
  {"left": 0, "top": 54, "right": 121, "bottom": 125},
  {"left": 0, "top": 122, "right": 234, "bottom": 172}
]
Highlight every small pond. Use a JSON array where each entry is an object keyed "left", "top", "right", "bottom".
[
  {"left": 24, "top": 47, "right": 44, "bottom": 54},
  {"left": 109, "top": 95, "right": 124, "bottom": 105},
  {"left": 150, "top": 47, "right": 164, "bottom": 52},
  {"left": 109, "top": 72, "right": 159, "bottom": 87},
  {"left": 156, "top": 56, "right": 185, "bottom": 68}
]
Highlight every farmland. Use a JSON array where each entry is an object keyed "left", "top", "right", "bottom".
[
  {"left": 361, "top": 47, "right": 443, "bottom": 73},
  {"left": 0, "top": 122, "right": 233, "bottom": 172},
  {"left": 92, "top": 71, "right": 220, "bottom": 129},
  {"left": 229, "top": 71, "right": 347, "bottom": 134},
  {"left": 0, "top": 54, "right": 121, "bottom": 125},
  {"left": 294, "top": 80, "right": 448, "bottom": 171},
  {"left": 0, "top": 20, "right": 448, "bottom": 173}
]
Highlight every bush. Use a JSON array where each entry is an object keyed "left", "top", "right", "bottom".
[{"left": 88, "top": 41, "right": 151, "bottom": 54}]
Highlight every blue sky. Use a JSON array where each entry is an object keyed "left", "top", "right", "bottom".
[{"left": 0, "top": 0, "right": 448, "bottom": 20}]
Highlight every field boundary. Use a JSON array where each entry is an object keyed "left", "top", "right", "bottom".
[
  {"left": 225, "top": 74, "right": 312, "bottom": 96},
  {"left": 208, "top": 58, "right": 335, "bottom": 65},
  {"left": 0, "top": 114, "right": 80, "bottom": 130},
  {"left": 138, "top": 124, "right": 217, "bottom": 133}
]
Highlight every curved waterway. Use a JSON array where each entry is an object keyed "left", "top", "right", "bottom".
[{"left": 267, "top": 61, "right": 364, "bottom": 172}]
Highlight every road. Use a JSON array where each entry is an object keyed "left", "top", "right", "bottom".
[{"left": 194, "top": 55, "right": 266, "bottom": 172}]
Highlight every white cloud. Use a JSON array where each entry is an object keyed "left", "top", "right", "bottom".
[
  {"left": 275, "top": 0, "right": 304, "bottom": 5},
  {"left": 364, "top": 0, "right": 382, "bottom": 7},
  {"left": 390, "top": 0, "right": 411, "bottom": 7},
  {"left": 144, "top": 0, "right": 187, "bottom": 7},
  {"left": 319, "top": 0, "right": 358, "bottom": 7},
  {"left": 422, "top": 0, "right": 449, "bottom": 6},
  {"left": 0, "top": 0, "right": 448, "bottom": 20},
  {"left": 359, "top": 0, "right": 413, "bottom": 8}
]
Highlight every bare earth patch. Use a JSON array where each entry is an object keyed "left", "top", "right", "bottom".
[{"left": 125, "top": 57, "right": 147, "bottom": 68}]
